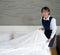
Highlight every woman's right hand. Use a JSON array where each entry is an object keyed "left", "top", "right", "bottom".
[{"left": 38, "top": 27, "right": 44, "bottom": 30}]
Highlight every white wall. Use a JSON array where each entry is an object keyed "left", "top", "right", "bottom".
[{"left": 0, "top": 0, "right": 60, "bottom": 25}]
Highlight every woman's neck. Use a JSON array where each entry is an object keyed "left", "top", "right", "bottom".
[
  {"left": 44, "top": 15, "right": 50, "bottom": 19},
  {"left": 45, "top": 16, "right": 48, "bottom": 19}
]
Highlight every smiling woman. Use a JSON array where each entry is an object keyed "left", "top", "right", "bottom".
[{"left": 0, "top": 0, "right": 59, "bottom": 55}]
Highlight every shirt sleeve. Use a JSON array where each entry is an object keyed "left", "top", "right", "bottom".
[{"left": 50, "top": 18, "right": 57, "bottom": 39}]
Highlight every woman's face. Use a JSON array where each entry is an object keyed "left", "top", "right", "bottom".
[{"left": 41, "top": 10, "right": 49, "bottom": 18}]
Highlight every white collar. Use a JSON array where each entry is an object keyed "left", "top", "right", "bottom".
[{"left": 43, "top": 15, "right": 51, "bottom": 20}]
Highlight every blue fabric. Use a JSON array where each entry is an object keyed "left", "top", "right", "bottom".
[
  {"left": 42, "top": 16, "right": 52, "bottom": 39},
  {"left": 42, "top": 16, "right": 56, "bottom": 47}
]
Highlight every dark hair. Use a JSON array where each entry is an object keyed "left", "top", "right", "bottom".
[{"left": 41, "top": 6, "right": 50, "bottom": 15}]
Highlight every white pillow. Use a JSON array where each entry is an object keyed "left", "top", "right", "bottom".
[{"left": 0, "top": 32, "right": 11, "bottom": 43}]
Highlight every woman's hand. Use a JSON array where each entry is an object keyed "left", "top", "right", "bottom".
[
  {"left": 38, "top": 28, "right": 44, "bottom": 30},
  {"left": 47, "top": 38, "right": 52, "bottom": 42}
]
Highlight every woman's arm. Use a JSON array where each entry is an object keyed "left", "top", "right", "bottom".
[{"left": 50, "top": 18, "right": 57, "bottom": 39}]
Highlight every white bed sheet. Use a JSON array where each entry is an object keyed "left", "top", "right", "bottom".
[{"left": 0, "top": 29, "right": 50, "bottom": 55}]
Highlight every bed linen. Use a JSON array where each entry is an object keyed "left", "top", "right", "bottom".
[{"left": 0, "top": 29, "right": 50, "bottom": 55}]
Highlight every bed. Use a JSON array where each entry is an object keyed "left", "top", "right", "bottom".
[{"left": 0, "top": 29, "right": 51, "bottom": 55}]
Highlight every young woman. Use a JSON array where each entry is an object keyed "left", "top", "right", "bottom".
[{"left": 39, "top": 6, "right": 57, "bottom": 55}]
